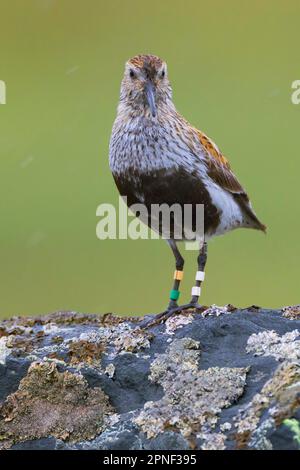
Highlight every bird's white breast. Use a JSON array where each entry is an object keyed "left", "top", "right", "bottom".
[{"left": 109, "top": 114, "right": 203, "bottom": 176}]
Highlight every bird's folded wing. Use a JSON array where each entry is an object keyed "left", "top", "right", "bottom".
[
  {"left": 195, "top": 129, "right": 266, "bottom": 232},
  {"left": 195, "top": 129, "right": 248, "bottom": 198}
]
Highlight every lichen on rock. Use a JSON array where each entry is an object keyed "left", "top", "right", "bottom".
[
  {"left": 165, "top": 313, "right": 194, "bottom": 335},
  {"left": 1, "top": 306, "right": 300, "bottom": 450},
  {"left": 282, "top": 305, "right": 300, "bottom": 320},
  {"left": 0, "top": 337, "right": 10, "bottom": 365},
  {"left": 197, "top": 432, "right": 227, "bottom": 450},
  {"left": 246, "top": 329, "right": 300, "bottom": 361},
  {"left": 68, "top": 339, "right": 106, "bottom": 366},
  {"left": 234, "top": 361, "right": 300, "bottom": 449},
  {"left": 113, "top": 327, "right": 153, "bottom": 353},
  {"left": 0, "top": 361, "right": 114, "bottom": 449},
  {"left": 202, "top": 304, "right": 236, "bottom": 317},
  {"left": 134, "top": 337, "right": 249, "bottom": 442}
]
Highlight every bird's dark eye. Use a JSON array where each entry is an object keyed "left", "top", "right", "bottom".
[
  {"left": 161, "top": 70, "right": 165, "bottom": 78},
  {"left": 129, "top": 69, "right": 135, "bottom": 78}
]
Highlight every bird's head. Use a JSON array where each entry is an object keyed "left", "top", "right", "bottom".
[{"left": 119, "top": 54, "right": 172, "bottom": 118}]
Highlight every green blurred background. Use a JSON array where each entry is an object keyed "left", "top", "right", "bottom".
[{"left": 0, "top": 0, "right": 299, "bottom": 319}]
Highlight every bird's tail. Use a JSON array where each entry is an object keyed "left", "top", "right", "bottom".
[
  {"left": 253, "top": 218, "right": 267, "bottom": 233},
  {"left": 244, "top": 205, "right": 267, "bottom": 233}
]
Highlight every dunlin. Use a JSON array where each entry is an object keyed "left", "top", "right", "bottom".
[{"left": 109, "top": 54, "right": 266, "bottom": 320}]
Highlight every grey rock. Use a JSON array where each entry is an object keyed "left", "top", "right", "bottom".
[{"left": 0, "top": 306, "right": 299, "bottom": 450}]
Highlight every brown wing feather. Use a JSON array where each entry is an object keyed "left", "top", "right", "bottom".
[
  {"left": 196, "top": 129, "right": 246, "bottom": 195},
  {"left": 195, "top": 130, "right": 267, "bottom": 232}
]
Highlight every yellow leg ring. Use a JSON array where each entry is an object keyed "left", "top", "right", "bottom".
[{"left": 174, "top": 270, "right": 184, "bottom": 281}]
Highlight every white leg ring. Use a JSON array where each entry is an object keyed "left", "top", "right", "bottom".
[
  {"left": 195, "top": 271, "right": 205, "bottom": 281},
  {"left": 191, "top": 286, "right": 201, "bottom": 297}
]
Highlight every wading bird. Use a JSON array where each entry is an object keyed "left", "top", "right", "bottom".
[{"left": 109, "top": 54, "right": 266, "bottom": 321}]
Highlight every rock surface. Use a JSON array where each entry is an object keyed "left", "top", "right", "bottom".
[{"left": 0, "top": 305, "right": 300, "bottom": 450}]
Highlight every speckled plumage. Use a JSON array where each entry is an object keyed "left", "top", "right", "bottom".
[{"left": 109, "top": 54, "right": 266, "bottom": 240}]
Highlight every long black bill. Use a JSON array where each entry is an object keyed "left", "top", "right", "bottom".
[{"left": 145, "top": 80, "right": 156, "bottom": 117}]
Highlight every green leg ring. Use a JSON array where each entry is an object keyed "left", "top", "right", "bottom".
[{"left": 170, "top": 289, "right": 180, "bottom": 301}]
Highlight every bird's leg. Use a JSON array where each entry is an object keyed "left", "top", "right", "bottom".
[
  {"left": 140, "top": 240, "right": 185, "bottom": 327},
  {"left": 140, "top": 241, "right": 207, "bottom": 329},
  {"left": 189, "top": 241, "right": 208, "bottom": 309},
  {"left": 167, "top": 239, "right": 184, "bottom": 309}
]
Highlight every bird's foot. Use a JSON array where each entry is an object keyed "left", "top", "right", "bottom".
[
  {"left": 168, "top": 299, "right": 179, "bottom": 310},
  {"left": 187, "top": 300, "right": 203, "bottom": 312},
  {"left": 140, "top": 302, "right": 203, "bottom": 329}
]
